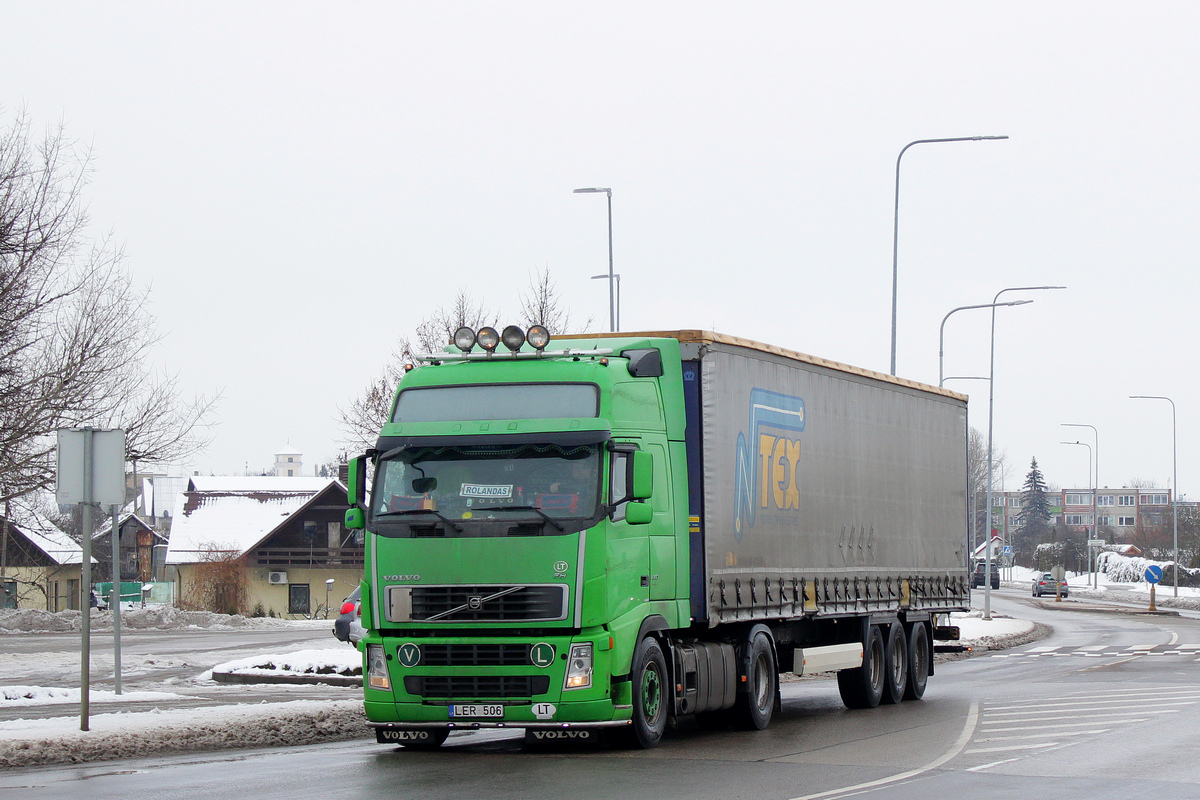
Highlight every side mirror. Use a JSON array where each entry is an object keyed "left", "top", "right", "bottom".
[
  {"left": 345, "top": 454, "right": 368, "bottom": 530},
  {"left": 625, "top": 502, "right": 652, "bottom": 525},
  {"left": 631, "top": 450, "right": 653, "bottom": 500}
]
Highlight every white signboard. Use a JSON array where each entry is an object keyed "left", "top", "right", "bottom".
[{"left": 56, "top": 428, "right": 126, "bottom": 506}]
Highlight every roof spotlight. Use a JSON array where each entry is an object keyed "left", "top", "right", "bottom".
[
  {"left": 453, "top": 327, "right": 476, "bottom": 353},
  {"left": 476, "top": 326, "right": 500, "bottom": 352},
  {"left": 501, "top": 325, "right": 526, "bottom": 353},
  {"left": 526, "top": 325, "right": 550, "bottom": 351}
]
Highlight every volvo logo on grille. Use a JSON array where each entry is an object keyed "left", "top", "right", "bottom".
[{"left": 468, "top": 595, "right": 484, "bottom": 610}]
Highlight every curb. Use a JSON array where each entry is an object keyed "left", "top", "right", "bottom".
[
  {"left": 1028, "top": 599, "right": 1179, "bottom": 617},
  {"left": 211, "top": 670, "right": 363, "bottom": 687}
]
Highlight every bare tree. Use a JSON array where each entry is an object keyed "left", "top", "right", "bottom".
[
  {"left": 0, "top": 110, "right": 217, "bottom": 512},
  {"left": 118, "top": 372, "right": 220, "bottom": 512},
  {"left": 338, "top": 290, "right": 495, "bottom": 451},
  {"left": 518, "top": 266, "right": 589, "bottom": 334}
]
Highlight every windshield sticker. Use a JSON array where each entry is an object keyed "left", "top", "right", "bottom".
[{"left": 460, "top": 483, "right": 514, "bottom": 498}]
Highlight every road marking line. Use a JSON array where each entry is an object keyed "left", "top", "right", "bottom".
[
  {"left": 983, "top": 715, "right": 1163, "bottom": 732},
  {"left": 984, "top": 699, "right": 1200, "bottom": 716},
  {"left": 973, "top": 728, "right": 1110, "bottom": 742},
  {"left": 787, "top": 700, "right": 979, "bottom": 800},
  {"left": 966, "top": 757, "right": 1021, "bottom": 772},
  {"left": 966, "top": 742, "right": 1058, "bottom": 754}
]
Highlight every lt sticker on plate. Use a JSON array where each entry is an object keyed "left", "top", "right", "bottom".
[{"left": 532, "top": 703, "right": 556, "bottom": 720}]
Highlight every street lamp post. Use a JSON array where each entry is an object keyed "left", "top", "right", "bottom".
[
  {"left": 573, "top": 187, "right": 614, "bottom": 332},
  {"left": 983, "top": 285, "right": 1066, "bottom": 619},
  {"left": 1129, "top": 395, "right": 1179, "bottom": 597},
  {"left": 591, "top": 273, "right": 620, "bottom": 330},
  {"left": 1063, "top": 423, "right": 1100, "bottom": 588},
  {"left": 938, "top": 300, "right": 1032, "bottom": 387},
  {"left": 1060, "top": 440, "right": 1093, "bottom": 586},
  {"left": 890, "top": 135, "right": 1009, "bottom": 376}
]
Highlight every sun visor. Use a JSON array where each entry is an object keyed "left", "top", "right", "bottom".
[{"left": 375, "top": 429, "right": 611, "bottom": 452}]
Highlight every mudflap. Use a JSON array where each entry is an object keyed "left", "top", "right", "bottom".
[{"left": 375, "top": 727, "right": 444, "bottom": 745}]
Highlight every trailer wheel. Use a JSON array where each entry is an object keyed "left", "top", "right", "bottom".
[
  {"left": 837, "top": 624, "right": 885, "bottom": 709},
  {"left": 881, "top": 622, "right": 908, "bottom": 705},
  {"left": 616, "top": 636, "right": 668, "bottom": 749},
  {"left": 903, "top": 622, "right": 930, "bottom": 701},
  {"left": 732, "top": 631, "right": 777, "bottom": 730}
]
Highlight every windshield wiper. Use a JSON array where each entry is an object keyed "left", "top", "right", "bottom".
[
  {"left": 375, "top": 508, "right": 464, "bottom": 532},
  {"left": 492, "top": 505, "right": 565, "bottom": 532}
]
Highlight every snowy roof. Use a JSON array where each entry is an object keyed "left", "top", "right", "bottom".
[
  {"left": 187, "top": 476, "right": 329, "bottom": 492},
  {"left": 1, "top": 500, "right": 86, "bottom": 566},
  {"left": 165, "top": 479, "right": 345, "bottom": 564},
  {"left": 274, "top": 444, "right": 303, "bottom": 455},
  {"left": 91, "top": 513, "right": 164, "bottom": 541}
]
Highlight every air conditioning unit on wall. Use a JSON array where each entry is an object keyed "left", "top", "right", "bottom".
[{"left": 268, "top": 571, "right": 288, "bottom": 585}]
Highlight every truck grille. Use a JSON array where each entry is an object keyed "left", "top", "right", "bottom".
[
  {"left": 410, "top": 585, "right": 568, "bottom": 622},
  {"left": 421, "top": 643, "right": 533, "bottom": 667},
  {"left": 404, "top": 675, "right": 550, "bottom": 698}
]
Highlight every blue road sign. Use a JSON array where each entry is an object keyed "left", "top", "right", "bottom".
[{"left": 1145, "top": 565, "right": 1164, "bottom": 584}]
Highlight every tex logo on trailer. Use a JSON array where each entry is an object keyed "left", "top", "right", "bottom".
[{"left": 733, "top": 388, "right": 805, "bottom": 540}]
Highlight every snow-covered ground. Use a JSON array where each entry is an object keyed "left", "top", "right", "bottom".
[{"left": 5, "top": 577, "right": 1156, "bottom": 770}]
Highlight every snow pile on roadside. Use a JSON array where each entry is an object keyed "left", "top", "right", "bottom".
[
  {"left": 0, "top": 699, "right": 368, "bottom": 769},
  {"left": 0, "top": 607, "right": 330, "bottom": 634},
  {"left": 2, "top": 687, "right": 189, "bottom": 705},
  {"left": 951, "top": 610, "right": 1038, "bottom": 651},
  {"left": 210, "top": 648, "right": 362, "bottom": 678}
]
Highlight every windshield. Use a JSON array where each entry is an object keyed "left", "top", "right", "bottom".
[{"left": 371, "top": 443, "right": 601, "bottom": 534}]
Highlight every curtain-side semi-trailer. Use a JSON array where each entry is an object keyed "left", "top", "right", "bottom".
[{"left": 344, "top": 327, "right": 970, "bottom": 749}]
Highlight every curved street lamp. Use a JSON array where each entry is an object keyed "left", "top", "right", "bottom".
[
  {"left": 1129, "top": 395, "right": 1179, "bottom": 597},
  {"left": 1060, "top": 440, "right": 1094, "bottom": 586},
  {"left": 1063, "top": 422, "right": 1100, "bottom": 588},
  {"left": 983, "top": 284, "right": 1066, "bottom": 618},
  {"left": 574, "top": 187, "right": 614, "bottom": 332},
  {"left": 890, "top": 135, "right": 1009, "bottom": 375},
  {"left": 938, "top": 300, "right": 1031, "bottom": 387}
]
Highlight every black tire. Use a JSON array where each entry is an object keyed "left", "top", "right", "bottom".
[
  {"left": 617, "top": 636, "right": 668, "bottom": 749},
  {"left": 399, "top": 729, "right": 449, "bottom": 749},
  {"left": 837, "top": 625, "right": 885, "bottom": 709},
  {"left": 903, "top": 622, "right": 930, "bottom": 701},
  {"left": 881, "top": 622, "right": 907, "bottom": 705},
  {"left": 732, "top": 631, "right": 777, "bottom": 730}
]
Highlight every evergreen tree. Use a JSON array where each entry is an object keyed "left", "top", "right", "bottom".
[{"left": 1016, "top": 458, "right": 1052, "bottom": 560}]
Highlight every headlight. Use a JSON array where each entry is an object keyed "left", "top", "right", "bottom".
[
  {"left": 563, "top": 642, "right": 593, "bottom": 690},
  {"left": 367, "top": 644, "right": 391, "bottom": 690}
]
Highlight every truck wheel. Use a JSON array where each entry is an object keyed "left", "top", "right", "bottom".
[
  {"left": 903, "top": 622, "right": 930, "bottom": 701},
  {"left": 837, "top": 625, "right": 884, "bottom": 709},
  {"left": 618, "top": 636, "right": 668, "bottom": 749},
  {"left": 881, "top": 622, "right": 907, "bottom": 705},
  {"left": 732, "top": 631, "right": 777, "bottom": 730}
]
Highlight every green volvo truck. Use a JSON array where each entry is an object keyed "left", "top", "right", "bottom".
[{"left": 344, "top": 327, "right": 970, "bottom": 748}]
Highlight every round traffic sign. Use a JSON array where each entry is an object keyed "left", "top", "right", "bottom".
[{"left": 1145, "top": 565, "right": 1164, "bottom": 585}]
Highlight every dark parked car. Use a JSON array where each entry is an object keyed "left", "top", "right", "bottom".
[
  {"left": 970, "top": 560, "right": 1000, "bottom": 589},
  {"left": 332, "top": 585, "right": 364, "bottom": 643},
  {"left": 1032, "top": 573, "right": 1069, "bottom": 598}
]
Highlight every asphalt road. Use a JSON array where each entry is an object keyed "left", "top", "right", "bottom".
[
  {"left": 0, "top": 624, "right": 356, "bottom": 722},
  {"left": 4, "top": 589, "right": 1199, "bottom": 799}
]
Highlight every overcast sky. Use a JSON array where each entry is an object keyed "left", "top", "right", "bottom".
[{"left": 5, "top": 2, "right": 1198, "bottom": 495}]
